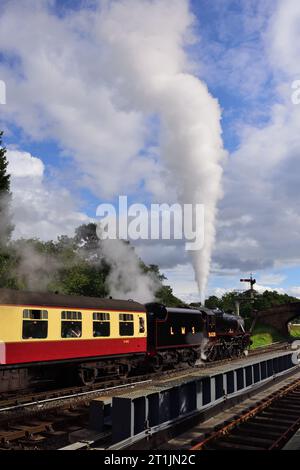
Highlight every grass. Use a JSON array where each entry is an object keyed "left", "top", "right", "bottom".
[
  {"left": 289, "top": 324, "right": 300, "bottom": 338},
  {"left": 250, "top": 323, "right": 286, "bottom": 349}
]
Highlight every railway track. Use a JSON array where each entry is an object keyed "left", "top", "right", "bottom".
[
  {"left": 0, "top": 341, "right": 288, "bottom": 413},
  {"left": 0, "top": 406, "right": 89, "bottom": 449},
  {"left": 0, "top": 342, "right": 291, "bottom": 450},
  {"left": 0, "top": 378, "right": 155, "bottom": 449},
  {"left": 190, "top": 377, "right": 300, "bottom": 450}
]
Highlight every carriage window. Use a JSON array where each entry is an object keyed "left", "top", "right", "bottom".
[
  {"left": 61, "top": 311, "right": 82, "bottom": 320},
  {"left": 61, "top": 311, "right": 82, "bottom": 338},
  {"left": 119, "top": 313, "right": 134, "bottom": 336},
  {"left": 93, "top": 312, "right": 110, "bottom": 321},
  {"left": 93, "top": 312, "right": 110, "bottom": 337},
  {"left": 22, "top": 309, "right": 48, "bottom": 339},
  {"left": 139, "top": 317, "right": 145, "bottom": 333}
]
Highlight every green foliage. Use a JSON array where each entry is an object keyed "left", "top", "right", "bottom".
[
  {"left": 289, "top": 324, "right": 300, "bottom": 338},
  {"left": 55, "top": 262, "right": 109, "bottom": 297},
  {"left": 74, "top": 223, "right": 100, "bottom": 255},
  {"left": 204, "top": 295, "right": 221, "bottom": 309},
  {"left": 155, "top": 285, "right": 187, "bottom": 307},
  {"left": 0, "top": 247, "right": 20, "bottom": 289},
  {"left": 205, "top": 289, "right": 298, "bottom": 319},
  {"left": 0, "top": 131, "right": 10, "bottom": 194},
  {"left": 0, "top": 131, "right": 13, "bottom": 242},
  {"left": 142, "top": 264, "right": 166, "bottom": 282},
  {"left": 250, "top": 322, "right": 286, "bottom": 348},
  {"left": 0, "top": 219, "right": 182, "bottom": 305}
]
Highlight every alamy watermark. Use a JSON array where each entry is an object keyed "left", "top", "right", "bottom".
[
  {"left": 96, "top": 196, "right": 204, "bottom": 251},
  {"left": 291, "top": 79, "right": 300, "bottom": 105},
  {"left": 0, "top": 80, "right": 6, "bottom": 105}
]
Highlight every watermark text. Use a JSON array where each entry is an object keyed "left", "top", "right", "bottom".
[{"left": 96, "top": 196, "right": 205, "bottom": 251}]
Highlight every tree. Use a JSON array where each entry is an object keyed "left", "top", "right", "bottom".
[
  {"left": 0, "top": 132, "right": 10, "bottom": 194},
  {"left": 205, "top": 289, "right": 299, "bottom": 320},
  {"left": 74, "top": 223, "right": 99, "bottom": 252},
  {"left": 56, "top": 262, "right": 109, "bottom": 298},
  {"left": 0, "top": 131, "right": 13, "bottom": 243},
  {"left": 205, "top": 295, "right": 221, "bottom": 309},
  {"left": 155, "top": 285, "right": 187, "bottom": 307}
]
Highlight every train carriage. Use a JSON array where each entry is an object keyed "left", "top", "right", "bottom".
[{"left": 0, "top": 289, "right": 147, "bottom": 391}]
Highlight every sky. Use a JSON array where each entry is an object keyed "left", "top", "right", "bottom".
[{"left": 1, "top": 0, "right": 300, "bottom": 302}]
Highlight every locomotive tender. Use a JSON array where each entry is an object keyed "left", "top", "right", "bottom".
[{"left": 0, "top": 289, "right": 251, "bottom": 392}]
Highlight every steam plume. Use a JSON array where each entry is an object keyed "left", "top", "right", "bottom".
[
  {"left": 101, "top": 239, "right": 159, "bottom": 302},
  {"left": 13, "top": 241, "right": 62, "bottom": 292},
  {"left": 98, "top": 0, "right": 225, "bottom": 301}
]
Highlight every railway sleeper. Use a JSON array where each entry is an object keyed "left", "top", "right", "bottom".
[
  {"left": 223, "top": 434, "right": 274, "bottom": 448},
  {"left": 280, "top": 396, "right": 300, "bottom": 402},
  {"left": 234, "top": 426, "right": 284, "bottom": 438},
  {"left": 278, "top": 399, "right": 300, "bottom": 407},
  {"left": 250, "top": 416, "right": 291, "bottom": 428},
  {"left": 268, "top": 405, "right": 300, "bottom": 414},
  {"left": 207, "top": 440, "right": 262, "bottom": 451},
  {"left": 0, "top": 429, "right": 25, "bottom": 442},
  {"left": 19, "top": 433, "right": 47, "bottom": 443},
  {"left": 243, "top": 420, "right": 287, "bottom": 431},
  {"left": 259, "top": 411, "right": 298, "bottom": 423}
]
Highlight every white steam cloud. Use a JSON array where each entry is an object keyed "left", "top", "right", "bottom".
[
  {"left": 13, "top": 242, "right": 62, "bottom": 292},
  {"left": 0, "top": 0, "right": 225, "bottom": 302},
  {"left": 101, "top": 239, "right": 159, "bottom": 303},
  {"left": 98, "top": 0, "right": 225, "bottom": 301}
]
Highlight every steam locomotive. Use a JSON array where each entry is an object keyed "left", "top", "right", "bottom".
[{"left": 0, "top": 289, "right": 251, "bottom": 392}]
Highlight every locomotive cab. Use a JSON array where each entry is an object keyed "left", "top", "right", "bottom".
[
  {"left": 200, "top": 309, "right": 217, "bottom": 337},
  {"left": 144, "top": 303, "right": 205, "bottom": 368}
]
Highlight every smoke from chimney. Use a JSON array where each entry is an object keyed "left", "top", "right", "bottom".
[{"left": 98, "top": 0, "right": 226, "bottom": 301}]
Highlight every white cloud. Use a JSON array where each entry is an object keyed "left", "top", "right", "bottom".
[
  {"left": 0, "top": 0, "right": 195, "bottom": 201},
  {"left": 268, "top": 0, "right": 300, "bottom": 76},
  {"left": 162, "top": 263, "right": 200, "bottom": 303},
  {"left": 213, "top": 0, "right": 300, "bottom": 274},
  {"left": 286, "top": 286, "right": 300, "bottom": 298},
  {"left": 258, "top": 273, "right": 286, "bottom": 285},
  {"left": 254, "top": 283, "right": 285, "bottom": 294},
  {"left": 161, "top": 5, "right": 300, "bottom": 303},
  {"left": 7, "top": 149, "right": 89, "bottom": 240},
  {"left": 7, "top": 149, "right": 44, "bottom": 179},
  {"left": 0, "top": 1, "right": 154, "bottom": 199},
  {"left": 0, "top": 0, "right": 226, "bottom": 300},
  {"left": 198, "top": 0, "right": 274, "bottom": 101}
]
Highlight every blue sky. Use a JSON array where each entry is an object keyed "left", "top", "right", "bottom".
[{"left": 1, "top": 0, "right": 300, "bottom": 301}]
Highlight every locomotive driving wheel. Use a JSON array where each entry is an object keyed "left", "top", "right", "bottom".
[
  {"left": 205, "top": 344, "right": 218, "bottom": 362},
  {"left": 187, "top": 350, "right": 198, "bottom": 366}
]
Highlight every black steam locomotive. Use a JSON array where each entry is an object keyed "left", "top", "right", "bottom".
[{"left": 145, "top": 303, "right": 251, "bottom": 370}]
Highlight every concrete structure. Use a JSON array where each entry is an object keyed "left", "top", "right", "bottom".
[
  {"left": 87, "top": 351, "right": 296, "bottom": 447},
  {"left": 255, "top": 303, "right": 300, "bottom": 336}
]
